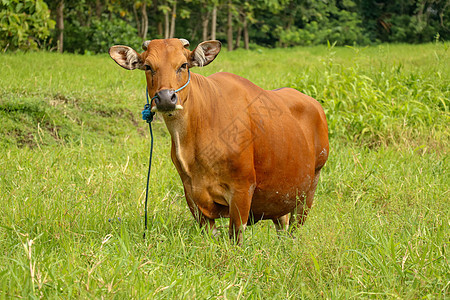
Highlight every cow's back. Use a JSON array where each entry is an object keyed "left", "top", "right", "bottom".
[{"left": 207, "top": 72, "right": 328, "bottom": 170}]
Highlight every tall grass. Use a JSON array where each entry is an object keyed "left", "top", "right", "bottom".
[
  {"left": 0, "top": 43, "right": 448, "bottom": 298},
  {"left": 293, "top": 44, "right": 449, "bottom": 148}
]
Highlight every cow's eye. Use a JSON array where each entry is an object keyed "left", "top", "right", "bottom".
[
  {"left": 178, "top": 63, "right": 188, "bottom": 73},
  {"left": 145, "top": 65, "right": 155, "bottom": 74}
]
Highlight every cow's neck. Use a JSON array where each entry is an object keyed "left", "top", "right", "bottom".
[
  {"left": 162, "top": 109, "right": 191, "bottom": 177},
  {"left": 161, "top": 72, "right": 211, "bottom": 178}
]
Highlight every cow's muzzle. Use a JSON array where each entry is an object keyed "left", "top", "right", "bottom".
[
  {"left": 150, "top": 70, "right": 190, "bottom": 113},
  {"left": 153, "top": 89, "right": 183, "bottom": 112}
]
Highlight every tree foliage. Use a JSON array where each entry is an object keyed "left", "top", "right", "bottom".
[
  {"left": 0, "top": 0, "right": 55, "bottom": 51},
  {"left": 1, "top": 0, "right": 449, "bottom": 52}
]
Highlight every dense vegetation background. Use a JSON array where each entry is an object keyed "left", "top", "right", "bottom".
[{"left": 1, "top": 0, "right": 450, "bottom": 53}]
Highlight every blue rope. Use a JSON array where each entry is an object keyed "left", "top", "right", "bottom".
[
  {"left": 174, "top": 70, "right": 191, "bottom": 93},
  {"left": 141, "top": 70, "right": 190, "bottom": 239},
  {"left": 142, "top": 87, "right": 155, "bottom": 239},
  {"left": 141, "top": 86, "right": 157, "bottom": 123}
]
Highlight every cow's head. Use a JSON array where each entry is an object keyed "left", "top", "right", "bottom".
[{"left": 109, "top": 38, "right": 221, "bottom": 112}]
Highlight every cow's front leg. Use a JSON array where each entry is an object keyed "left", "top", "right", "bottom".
[
  {"left": 229, "top": 187, "right": 253, "bottom": 244},
  {"left": 188, "top": 203, "right": 219, "bottom": 237},
  {"left": 185, "top": 190, "right": 219, "bottom": 237},
  {"left": 199, "top": 216, "right": 219, "bottom": 237}
]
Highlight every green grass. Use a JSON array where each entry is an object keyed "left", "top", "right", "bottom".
[{"left": 0, "top": 43, "right": 449, "bottom": 298}]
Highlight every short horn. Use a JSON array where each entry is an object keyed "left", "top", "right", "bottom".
[
  {"left": 142, "top": 40, "right": 151, "bottom": 51},
  {"left": 179, "top": 38, "right": 190, "bottom": 49}
]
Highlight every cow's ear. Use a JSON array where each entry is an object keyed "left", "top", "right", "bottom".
[
  {"left": 189, "top": 40, "right": 221, "bottom": 68},
  {"left": 109, "top": 45, "right": 144, "bottom": 70}
]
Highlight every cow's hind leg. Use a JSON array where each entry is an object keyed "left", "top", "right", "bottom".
[{"left": 289, "top": 170, "right": 321, "bottom": 231}]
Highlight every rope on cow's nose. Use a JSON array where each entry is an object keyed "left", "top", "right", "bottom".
[
  {"left": 142, "top": 70, "right": 191, "bottom": 113},
  {"left": 142, "top": 87, "right": 155, "bottom": 239},
  {"left": 142, "top": 86, "right": 157, "bottom": 123},
  {"left": 174, "top": 69, "right": 191, "bottom": 93},
  {"left": 141, "top": 70, "right": 190, "bottom": 239}
]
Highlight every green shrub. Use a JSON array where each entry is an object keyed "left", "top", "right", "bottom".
[
  {"left": 0, "top": 0, "right": 55, "bottom": 51},
  {"left": 64, "top": 16, "right": 142, "bottom": 54},
  {"left": 274, "top": 9, "right": 369, "bottom": 46}
]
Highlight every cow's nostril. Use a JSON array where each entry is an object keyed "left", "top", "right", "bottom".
[{"left": 170, "top": 93, "right": 177, "bottom": 104}]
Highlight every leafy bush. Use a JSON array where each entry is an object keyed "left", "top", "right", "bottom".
[
  {"left": 328, "top": 10, "right": 370, "bottom": 45},
  {"left": 64, "top": 16, "right": 142, "bottom": 54},
  {"left": 274, "top": 8, "right": 369, "bottom": 46},
  {"left": 0, "top": 0, "right": 55, "bottom": 51}
]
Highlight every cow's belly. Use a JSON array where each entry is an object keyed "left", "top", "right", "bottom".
[
  {"left": 250, "top": 115, "right": 316, "bottom": 219},
  {"left": 250, "top": 167, "right": 314, "bottom": 219}
]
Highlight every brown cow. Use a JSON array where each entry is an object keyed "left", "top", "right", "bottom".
[{"left": 109, "top": 38, "right": 329, "bottom": 243}]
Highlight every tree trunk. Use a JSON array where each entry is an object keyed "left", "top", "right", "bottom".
[
  {"left": 201, "top": 3, "right": 210, "bottom": 41},
  {"left": 243, "top": 15, "right": 249, "bottom": 50},
  {"left": 169, "top": 0, "right": 177, "bottom": 38},
  {"left": 56, "top": 0, "right": 64, "bottom": 53},
  {"left": 133, "top": 4, "right": 141, "bottom": 37},
  {"left": 154, "top": 0, "right": 162, "bottom": 37},
  {"left": 227, "top": 0, "right": 233, "bottom": 51},
  {"left": 234, "top": 23, "right": 242, "bottom": 49},
  {"left": 158, "top": 22, "right": 163, "bottom": 36},
  {"left": 202, "top": 16, "right": 209, "bottom": 41},
  {"left": 141, "top": 1, "right": 148, "bottom": 39},
  {"left": 211, "top": 4, "right": 217, "bottom": 40},
  {"left": 164, "top": 10, "right": 170, "bottom": 39}
]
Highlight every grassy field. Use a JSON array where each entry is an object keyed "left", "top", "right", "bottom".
[{"left": 0, "top": 43, "right": 448, "bottom": 298}]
